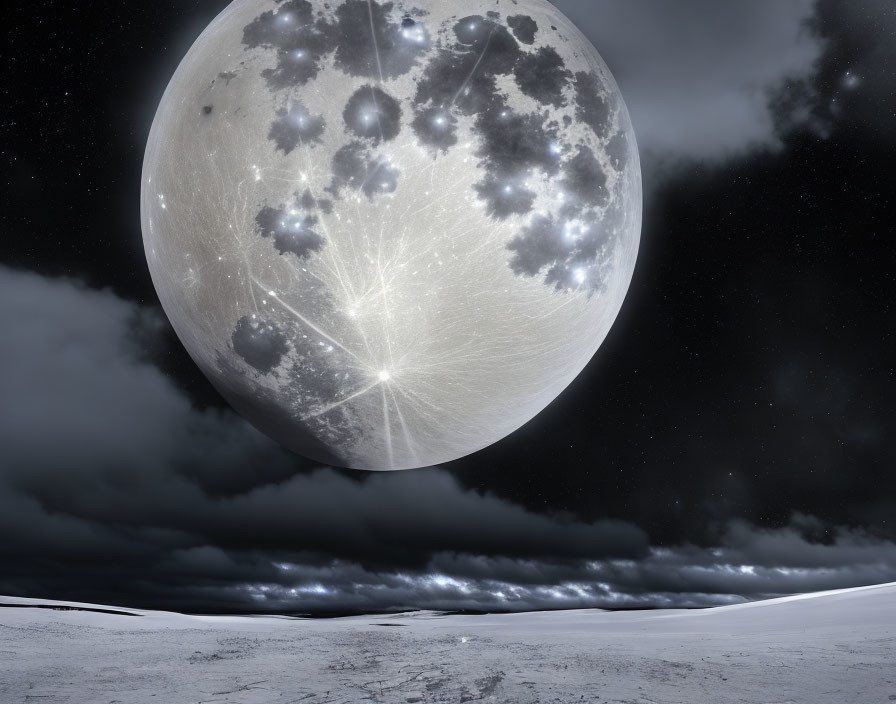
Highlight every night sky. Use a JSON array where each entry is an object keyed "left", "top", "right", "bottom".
[{"left": 1, "top": 0, "right": 894, "bottom": 614}]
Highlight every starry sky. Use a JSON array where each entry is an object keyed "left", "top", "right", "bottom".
[{"left": 1, "top": 0, "right": 894, "bottom": 614}]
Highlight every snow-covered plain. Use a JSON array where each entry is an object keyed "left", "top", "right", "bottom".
[{"left": 1, "top": 584, "right": 894, "bottom": 703}]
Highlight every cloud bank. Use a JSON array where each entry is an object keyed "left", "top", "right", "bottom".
[{"left": 2, "top": 266, "right": 895, "bottom": 613}]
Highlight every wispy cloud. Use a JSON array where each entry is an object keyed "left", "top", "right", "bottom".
[{"left": 553, "top": 0, "right": 824, "bottom": 164}]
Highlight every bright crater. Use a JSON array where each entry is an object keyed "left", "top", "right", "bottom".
[{"left": 142, "top": 0, "right": 642, "bottom": 470}]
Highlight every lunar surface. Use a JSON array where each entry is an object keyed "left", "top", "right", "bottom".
[
  {"left": 141, "top": 0, "right": 641, "bottom": 470},
  {"left": 3, "top": 584, "right": 895, "bottom": 702}
]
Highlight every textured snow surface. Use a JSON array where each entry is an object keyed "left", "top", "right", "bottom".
[{"left": 2, "top": 583, "right": 895, "bottom": 703}]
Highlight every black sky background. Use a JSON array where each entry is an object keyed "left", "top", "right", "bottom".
[{"left": 1, "top": 0, "right": 894, "bottom": 614}]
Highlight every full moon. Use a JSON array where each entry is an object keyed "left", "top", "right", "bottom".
[{"left": 141, "top": 0, "right": 641, "bottom": 470}]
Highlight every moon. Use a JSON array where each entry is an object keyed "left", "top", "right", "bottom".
[{"left": 141, "top": 0, "right": 641, "bottom": 470}]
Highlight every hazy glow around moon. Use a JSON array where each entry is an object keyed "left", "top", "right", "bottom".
[{"left": 141, "top": 0, "right": 642, "bottom": 470}]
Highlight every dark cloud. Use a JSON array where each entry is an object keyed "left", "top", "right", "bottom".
[
  {"left": 0, "top": 266, "right": 645, "bottom": 610},
  {"left": 456, "top": 10, "right": 896, "bottom": 546},
  {"left": 267, "top": 101, "right": 325, "bottom": 154},
  {"left": 0, "top": 266, "right": 302, "bottom": 501}
]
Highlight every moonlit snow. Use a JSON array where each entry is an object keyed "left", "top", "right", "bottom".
[
  {"left": 141, "top": 0, "right": 641, "bottom": 470},
  {"left": 3, "top": 584, "right": 894, "bottom": 702}
]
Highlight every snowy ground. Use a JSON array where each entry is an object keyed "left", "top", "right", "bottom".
[{"left": 1, "top": 584, "right": 895, "bottom": 703}]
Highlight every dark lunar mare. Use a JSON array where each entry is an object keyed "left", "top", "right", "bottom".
[
  {"left": 561, "top": 146, "right": 610, "bottom": 210},
  {"left": 326, "top": 0, "right": 431, "bottom": 79},
  {"left": 242, "top": 0, "right": 332, "bottom": 89},
  {"left": 213, "top": 353, "right": 351, "bottom": 466},
  {"left": 232, "top": 308, "right": 370, "bottom": 459},
  {"left": 606, "top": 131, "right": 630, "bottom": 171},
  {"left": 299, "top": 188, "right": 333, "bottom": 214},
  {"left": 411, "top": 107, "right": 458, "bottom": 151},
  {"left": 473, "top": 174, "right": 537, "bottom": 219},
  {"left": 361, "top": 159, "right": 400, "bottom": 198},
  {"left": 574, "top": 71, "right": 613, "bottom": 139},
  {"left": 328, "top": 142, "right": 369, "bottom": 196},
  {"left": 255, "top": 202, "right": 326, "bottom": 259},
  {"left": 268, "top": 102, "right": 325, "bottom": 154},
  {"left": 232, "top": 315, "right": 289, "bottom": 373},
  {"left": 239, "top": 3, "right": 628, "bottom": 293},
  {"left": 242, "top": 0, "right": 429, "bottom": 90},
  {"left": 327, "top": 141, "right": 400, "bottom": 200},
  {"left": 225, "top": 242, "right": 373, "bottom": 461},
  {"left": 513, "top": 46, "right": 572, "bottom": 108},
  {"left": 343, "top": 85, "right": 403, "bottom": 144},
  {"left": 507, "top": 14, "right": 538, "bottom": 44}
]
